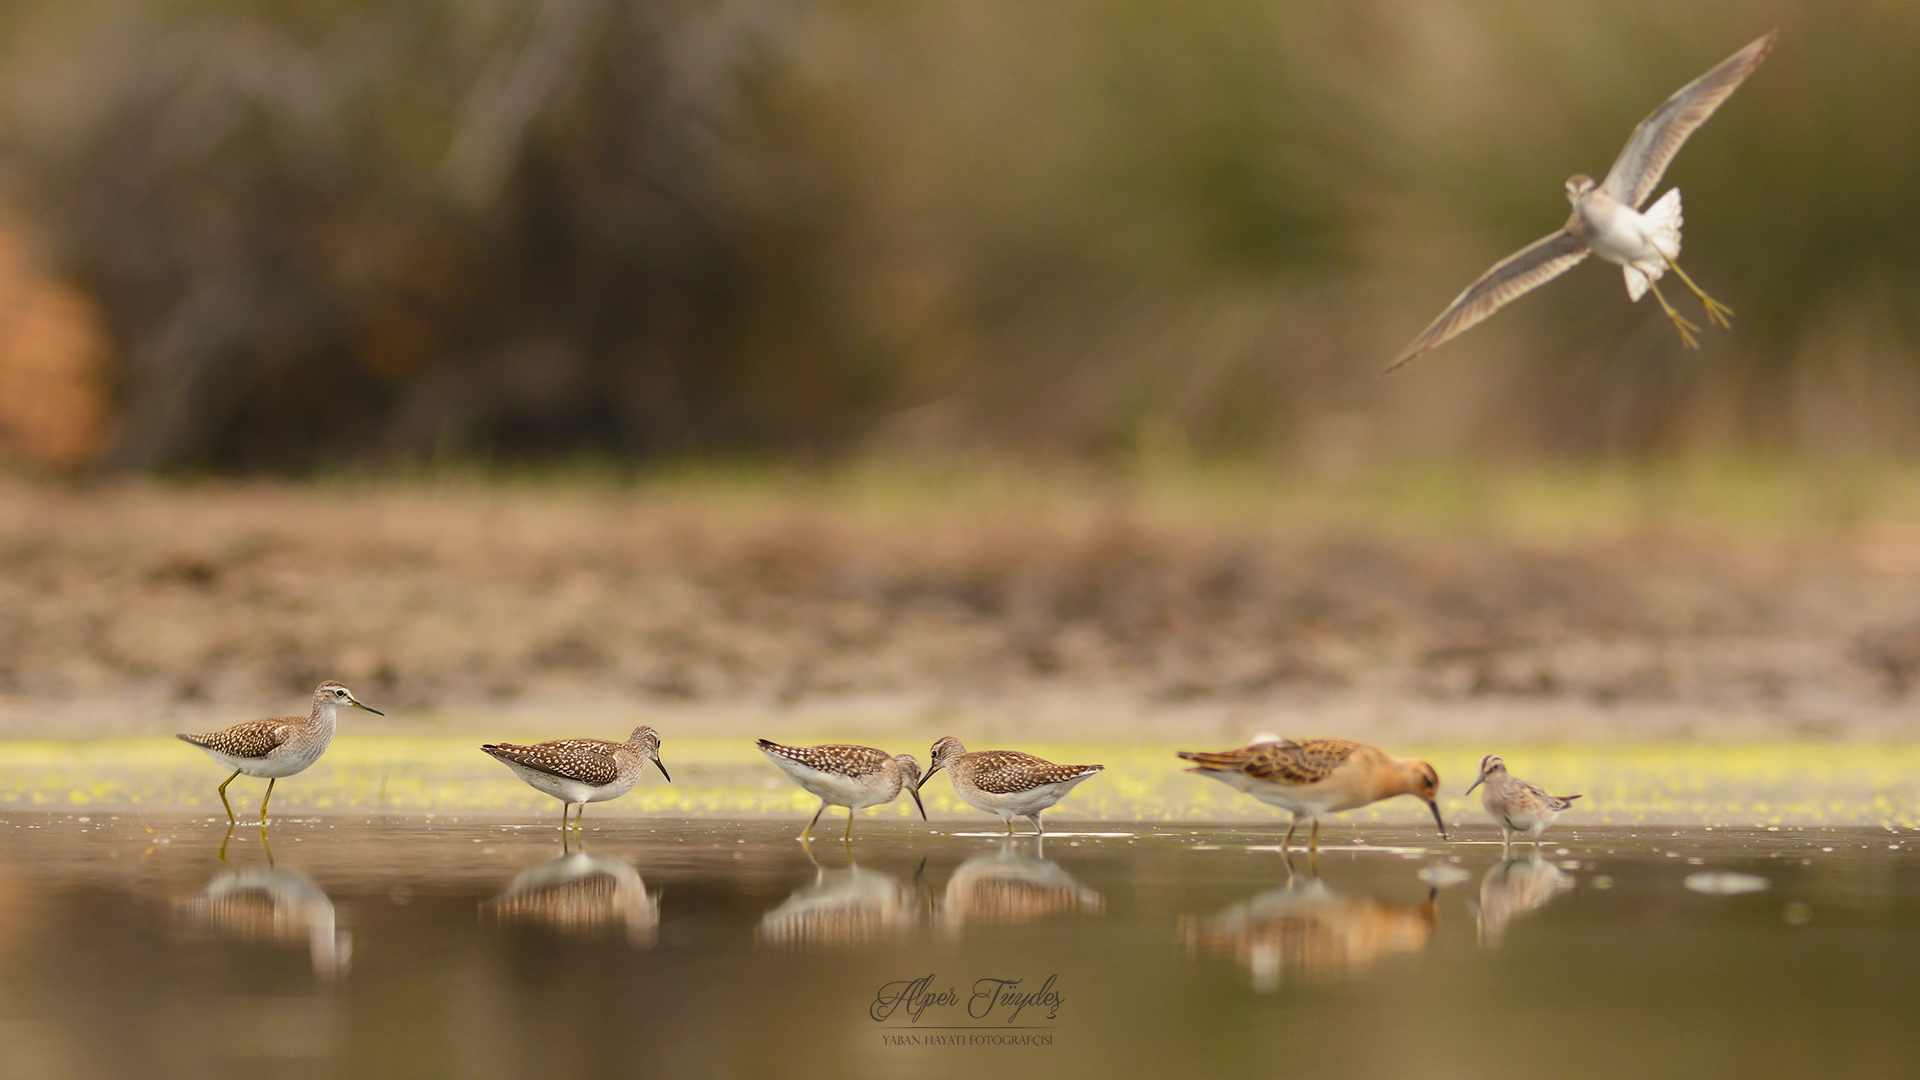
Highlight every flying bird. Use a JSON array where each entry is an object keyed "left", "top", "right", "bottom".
[{"left": 1387, "top": 31, "right": 1775, "bottom": 371}]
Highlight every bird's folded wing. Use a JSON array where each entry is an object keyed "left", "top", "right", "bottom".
[
  {"left": 188, "top": 718, "right": 293, "bottom": 759},
  {"left": 487, "top": 740, "right": 620, "bottom": 784},
  {"left": 1246, "top": 738, "right": 1362, "bottom": 784}
]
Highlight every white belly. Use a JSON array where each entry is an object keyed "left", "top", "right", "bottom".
[
  {"left": 1196, "top": 769, "right": 1354, "bottom": 817},
  {"left": 1585, "top": 203, "right": 1664, "bottom": 267},
  {"left": 199, "top": 740, "right": 329, "bottom": 779},
  {"left": 501, "top": 760, "right": 636, "bottom": 805},
  {"left": 768, "top": 757, "right": 898, "bottom": 810},
  {"left": 953, "top": 774, "right": 1096, "bottom": 820}
]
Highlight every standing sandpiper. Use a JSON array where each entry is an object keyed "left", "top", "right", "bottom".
[
  {"left": 481, "top": 726, "right": 670, "bottom": 830},
  {"left": 1464, "top": 755, "right": 1581, "bottom": 852},
  {"left": 919, "top": 736, "right": 1103, "bottom": 836},
  {"left": 756, "top": 739, "right": 926, "bottom": 841},
  {"left": 1387, "top": 31, "right": 1775, "bottom": 369},
  {"left": 1178, "top": 737, "right": 1447, "bottom": 853},
  {"left": 177, "top": 680, "right": 382, "bottom": 824}
]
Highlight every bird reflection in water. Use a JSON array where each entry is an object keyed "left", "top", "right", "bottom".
[
  {"left": 936, "top": 837, "right": 1103, "bottom": 938},
  {"left": 483, "top": 839, "right": 659, "bottom": 948},
  {"left": 175, "top": 824, "right": 351, "bottom": 978},
  {"left": 1180, "top": 872, "right": 1436, "bottom": 992},
  {"left": 756, "top": 839, "right": 922, "bottom": 948},
  {"left": 1470, "top": 854, "right": 1577, "bottom": 949}
]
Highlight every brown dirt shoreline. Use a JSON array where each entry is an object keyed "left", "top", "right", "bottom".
[{"left": 3, "top": 475, "right": 1919, "bottom": 743}]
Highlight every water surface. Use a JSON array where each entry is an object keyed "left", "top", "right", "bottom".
[{"left": 0, "top": 813, "right": 1915, "bottom": 1079}]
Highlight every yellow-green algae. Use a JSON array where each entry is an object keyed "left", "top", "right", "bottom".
[{"left": 3, "top": 738, "right": 1918, "bottom": 828}]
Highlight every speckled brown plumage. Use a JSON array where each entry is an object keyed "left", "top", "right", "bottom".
[
  {"left": 938, "top": 747, "right": 1101, "bottom": 795},
  {"left": 755, "top": 739, "right": 926, "bottom": 840},
  {"left": 482, "top": 739, "right": 624, "bottom": 785},
  {"left": 922, "top": 736, "right": 1103, "bottom": 835},
  {"left": 955, "top": 750, "right": 1098, "bottom": 795},
  {"left": 1465, "top": 755, "right": 1581, "bottom": 850},
  {"left": 1177, "top": 738, "right": 1362, "bottom": 786},
  {"left": 1178, "top": 736, "right": 1446, "bottom": 851},
  {"left": 757, "top": 741, "right": 894, "bottom": 778},
  {"left": 480, "top": 727, "right": 669, "bottom": 828},
  {"left": 178, "top": 718, "right": 295, "bottom": 761},
  {"left": 175, "top": 680, "right": 382, "bottom": 824}
]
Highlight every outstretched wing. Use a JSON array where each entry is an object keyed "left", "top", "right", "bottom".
[
  {"left": 1386, "top": 229, "right": 1589, "bottom": 371},
  {"left": 1599, "top": 31, "right": 1775, "bottom": 209}
]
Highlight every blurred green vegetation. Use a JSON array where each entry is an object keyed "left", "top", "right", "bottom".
[{"left": 0, "top": 0, "right": 1915, "bottom": 472}]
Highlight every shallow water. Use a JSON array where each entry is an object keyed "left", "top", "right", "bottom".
[{"left": 1, "top": 813, "right": 1916, "bottom": 1079}]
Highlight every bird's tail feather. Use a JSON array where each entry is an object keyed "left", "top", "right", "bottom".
[{"left": 1624, "top": 188, "right": 1684, "bottom": 302}]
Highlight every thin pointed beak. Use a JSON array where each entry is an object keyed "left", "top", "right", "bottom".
[
  {"left": 652, "top": 756, "right": 672, "bottom": 783},
  {"left": 1429, "top": 799, "right": 1449, "bottom": 841},
  {"left": 349, "top": 697, "right": 385, "bottom": 716},
  {"left": 907, "top": 784, "right": 928, "bottom": 821},
  {"left": 916, "top": 764, "right": 943, "bottom": 793},
  {"left": 1464, "top": 774, "right": 1484, "bottom": 796}
]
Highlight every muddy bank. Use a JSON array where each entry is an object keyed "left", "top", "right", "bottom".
[{"left": 3, "top": 477, "right": 1919, "bottom": 742}]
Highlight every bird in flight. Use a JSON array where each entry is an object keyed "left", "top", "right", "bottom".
[{"left": 1386, "top": 31, "right": 1776, "bottom": 372}]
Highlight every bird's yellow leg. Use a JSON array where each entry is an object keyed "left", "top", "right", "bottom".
[
  {"left": 800, "top": 801, "right": 826, "bottom": 841},
  {"left": 1660, "top": 252, "right": 1734, "bottom": 329},
  {"left": 1646, "top": 278, "right": 1702, "bottom": 349},
  {"left": 216, "top": 769, "right": 241, "bottom": 824},
  {"left": 843, "top": 807, "right": 855, "bottom": 842},
  {"left": 1281, "top": 818, "right": 1298, "bottom": 852},
  {"left": 1308, "top": 818, "right": 1321, "bottom": 854},
  {"left": 259, "top": 778, "right": 275, "bottom": 825}
]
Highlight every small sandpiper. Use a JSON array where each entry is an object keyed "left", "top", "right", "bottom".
[
  {"left": 1178, "top": 737, "right": 1447, "bottom": 853},
  {"left": 756, "top": 739, "right": 926, "bottom": 841},
  {"left": 919, "top": 736, "right": 1103, "bottom": 836},
  {"left": 1387, "top": 31, "right": 1775, "bottom": 369},
  {"left": 481, "top": 726, "right": 670, "bottom": 830},
  {"left": 1464, "top": 754, "right": 1580, "bottom": 852},
  {"left": 177, "top": 680, "right": 382, "bottom": 824}
]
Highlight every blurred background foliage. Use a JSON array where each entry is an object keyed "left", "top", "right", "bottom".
[{"left": 0, "top": 0, "right": 1914, "bottom": 473}]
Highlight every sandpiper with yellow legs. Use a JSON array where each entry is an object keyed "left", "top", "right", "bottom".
[
  {"left": 1387, "top": 31, "right": 1775, "bottom": 369},
  {"left": 1178, "top": 738, "right": 1447, "bottom": 855},
  {"left": 919, "top": 736, "right": 1103, "bottom": 836},
  {"left": 177, "top": 680, "right": 383, "bottom": 824},
  {"left": 481, "top": 726, "right": 670, "bottom": 831},
  {"left": 756, "top": 740, "right": 926, "bottom": 841},
  {"left": 1464, "top": 754, "right": 1581, "bottom": 853}
]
